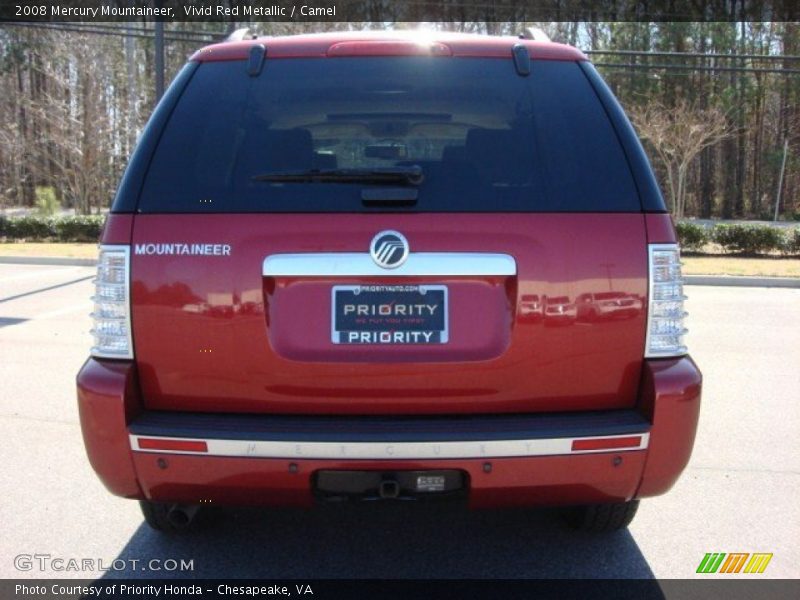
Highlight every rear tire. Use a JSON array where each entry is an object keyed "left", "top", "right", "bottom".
[
  {"left": 562, "top": 500, "right": 640, "bottom": 532},
  {"left": 139, "top": 500, "right": 186, "bottom": 533}
]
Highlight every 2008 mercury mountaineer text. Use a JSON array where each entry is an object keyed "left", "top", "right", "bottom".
[{"left": 77, "top": 31, "right": 702, "bottom": 533}]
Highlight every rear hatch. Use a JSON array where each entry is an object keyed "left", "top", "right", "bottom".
[{"left": 129, "top": 50, "right": 649, "bottom": 415}]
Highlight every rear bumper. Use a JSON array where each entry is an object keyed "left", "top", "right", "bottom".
[{"left": 77, "top": 356, "right": 701, "bottom": 507}]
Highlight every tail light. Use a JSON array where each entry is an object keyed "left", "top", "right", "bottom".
[
  {"left": 90, "top": 245, "right": 133, "bottom": 359},
  {"left": 645, "top": 243, "right": 688, "bottom": 358}
]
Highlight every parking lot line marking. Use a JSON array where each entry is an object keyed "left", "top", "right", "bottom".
[
  {"left": 0, "top": 303, "right": 89, "bottom": 328},
  {"left": 0, "top": 412, "right": 77, "bottom": 427},
  {"left": 0, "top": 317, "right": 28, "bottom": 327},
  {"left": 31, "top": 304, "right": 90, "bottom": 320},
  {"left": 0, "top": 302, "right": 92, "bottom": 327},
  {"left": 0, "top": 267, "right": 84, "bottom": 283},
  {"left": 0, "top": 275, "right": 94, "bottom": 304}
]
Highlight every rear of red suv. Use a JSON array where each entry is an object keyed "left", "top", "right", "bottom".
[{"left": 78, "top": 32, "right": 701, "bottom": 533}]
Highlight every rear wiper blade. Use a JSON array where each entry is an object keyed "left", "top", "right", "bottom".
[{"left": 252, "top": 166, "right": 424, "bottom": 186}]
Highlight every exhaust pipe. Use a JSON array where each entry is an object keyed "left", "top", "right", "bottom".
[{"left": 167, "top": 504, "right": 199, "bottom": 528}]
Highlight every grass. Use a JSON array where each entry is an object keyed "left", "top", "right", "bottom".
[
  {"left": 0, "top": 242, "right": 97, "bottom": 259},
  {"left": 682, "top": 256, "right": 800, "bottom": 278},
  {"left": 1, "top": 243, "right": 799, "bottom": 278}
]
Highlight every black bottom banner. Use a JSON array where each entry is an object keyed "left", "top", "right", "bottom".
[{"left": 2, "top": 580, "right": 800, "bottom": 600}]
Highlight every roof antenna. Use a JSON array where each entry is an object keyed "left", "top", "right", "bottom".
[{"left": 518, "top": 27, "right": 551, "bottom": 42}]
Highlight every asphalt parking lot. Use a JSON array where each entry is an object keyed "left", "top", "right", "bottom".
[{"left": 0, "top": 263, "right": 798, "bottom": 580}]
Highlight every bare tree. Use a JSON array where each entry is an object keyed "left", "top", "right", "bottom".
[
  {"left": 28, "top": 35, "right": 114, "bottom": 214},
  {"left": 629, "top": 99, "right": 732, "bottom": 219},
  {"left": 0, "top": 98, "right": 27, "bottom": 208},
  {"left": 1, "top": 23, "right": 798, "bottom": 219}
]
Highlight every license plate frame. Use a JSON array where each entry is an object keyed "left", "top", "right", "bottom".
[{"left": 331, "top": 284, "right": 448, "bottom": 345}]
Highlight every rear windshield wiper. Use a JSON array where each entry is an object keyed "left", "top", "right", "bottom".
[{"left": 252, "top": 166, "right": 424, "bottom": 186}]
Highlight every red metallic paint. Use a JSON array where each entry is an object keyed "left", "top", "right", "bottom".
[
  {"left": 131, "top": 214, "right": 648, "bottom": 415},
  {"left": 100, "top": 214, "right": 134, "bottom": 245},
  {"left": 76, "top": 359, "right": 143, "bottom": 498},
  {"left": 131, "top": 453, "right": 646, "bottom": 509},
  {"left": 189, "top": 32, "right": 587, "bottom": 63},
  {"left": 636, "top": 356, "right": 702, "bottom": 497},
  {"left": 78, "top": 356, "right": 701, "bottom": 506},
  {"left": 645, "top": 213, "right": 678, "bottom": 245},
  {"left": 79, "top": 33, "right": 698, "bottom": 510},
  {"left": 269, "top": 277, "right": 511, "bottom": 362}
]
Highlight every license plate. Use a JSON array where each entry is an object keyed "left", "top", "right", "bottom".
[
  {"left": 416, "top": 475, "right": 447, "bottom": 492},
  {"left": 331, "top": 284, "right": 448, "bottom": 344}
]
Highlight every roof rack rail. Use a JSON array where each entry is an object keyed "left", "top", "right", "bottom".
[
  {"left": 248, "top": 44, "right": 266, "bottom": 76},
  {"left": 518, "top": 27, "right": 551, "bottom": 42},
  {"left": 226, "top": 28, "right": 257, "bottom": 42}
]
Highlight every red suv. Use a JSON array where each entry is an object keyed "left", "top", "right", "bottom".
[{"left": 78, "top": 31, "right": 701, "bottom": 533}]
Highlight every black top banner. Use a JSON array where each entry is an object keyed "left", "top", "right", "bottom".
[{"left": 0, "top": 0, "right": 798, "bottom": 23}]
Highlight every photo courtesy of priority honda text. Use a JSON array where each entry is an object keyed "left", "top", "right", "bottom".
[{"left": 77, "top": 30, "right": 702, "bottom": 533}]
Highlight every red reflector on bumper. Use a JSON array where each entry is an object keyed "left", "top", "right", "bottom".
[
  {"left": 137, "top": 438, "right": 208, "bottom": 453},
  {"left": 571, "top": 436, "right": 642, "bottom": 452}
]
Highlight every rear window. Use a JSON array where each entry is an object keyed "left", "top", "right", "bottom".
[{"left": 138, "top": 57, "right": 639, "bottom": 212}]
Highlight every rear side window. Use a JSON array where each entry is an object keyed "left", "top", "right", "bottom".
[{"left": 138, "top": 58, "right": 639, "bottom": 212}]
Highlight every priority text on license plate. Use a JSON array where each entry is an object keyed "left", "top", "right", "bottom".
[{"left": 331, "top": 284, "right": 448, "bottom": 345}]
